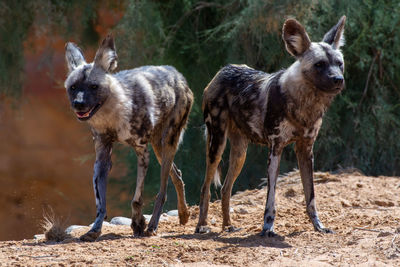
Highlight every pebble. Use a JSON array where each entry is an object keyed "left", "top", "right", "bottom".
[
  {"left": 34, "top": 234, "right": 45, "bottom": 240},
  {"left": 167, "top": 210, "right": 179, "bottom": 216},
  {"left": 65, "top": 225, "right": 87, "bottom": 234},
  {"left": 374, "top": 200, "right": 395, "bottom": 207},
  {"left": 110, "top": 217, "right": 132, "bottom": 226},
  {"left": 89, "top": 221, "right": 113, "bottom": 228},
  {"left": 340, "top": 198, "right": 352, "bottom": 207},
  {"left": 238, "top": 208, "right": 249, "bottom": 214},
  {"left": 144, "top": 214, "right": 169, "bottom": 222},
  {"left": 160, "top": 213, "right": 169, "bottom": 221},
  {"left": 143, "top": 214, "right": 152, "bottom": 223},
  {"left": 52, "top": 214, "right": 171, "bottom": 237}
]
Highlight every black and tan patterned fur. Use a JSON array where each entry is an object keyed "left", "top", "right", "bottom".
[
  {"left": 196, "top": 16, "right": 346, "bottom": 236},
  {"left": 64, "top": 35, "right": 193, "bottom": 241}
]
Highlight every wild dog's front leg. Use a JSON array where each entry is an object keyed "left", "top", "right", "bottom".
[
  {"left": 295, "top": 141, "right": 333, "bottom": 233},
  {"left": 261, "top": 147, "right": 282, "bottom": 237},
  {"left": 80, "top": 135, "right": 112, "bottom": 242},
  {"left": 130, "top": 145, "right": 149, "bottom": 237}
]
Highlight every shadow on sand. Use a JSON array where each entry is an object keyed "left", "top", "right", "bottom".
[{"left": 162, "top": 230, "right": 291, "bottom": 249}]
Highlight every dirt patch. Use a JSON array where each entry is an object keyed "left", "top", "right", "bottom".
[{"left": 1, "top": 171, "right": 400, "bottom": 266}]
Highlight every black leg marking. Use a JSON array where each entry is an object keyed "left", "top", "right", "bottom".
[{"left": 80, "top": 133, "right": 113, "bottom": 242}]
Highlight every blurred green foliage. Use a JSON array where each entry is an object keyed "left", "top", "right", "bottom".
[
  {"left": 111, "top": 0, "right": 400, "bottom": 213},
  {"left": 1, "top": 0, "right": 399, "bottom": 213}
]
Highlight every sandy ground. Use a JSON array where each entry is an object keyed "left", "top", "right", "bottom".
[{"left": 1, "top": 171, "right": 400, "bottom": 266}]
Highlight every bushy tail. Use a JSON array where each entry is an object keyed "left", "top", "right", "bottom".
[
  {"left": 41, "top": 206, "right": 71, "bottom": 242},
  {"left": 204, "top": 124, "right": 222, "bottom": 188},
  {"left": 213, "top": 164, "right": 222, "bottom": 188}
]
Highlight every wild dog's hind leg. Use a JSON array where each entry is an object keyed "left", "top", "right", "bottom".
[
  {"left": 221, "top": 129, "right": 248, "bottom": 232},
  {"left": 130, "top": 145, "right": 149, "bottom": 237},
  {"left": 146, "top": 136, "right": 181, "bottom": 235},
  {"left": 195, "top": 110, "right": 228, "bottom": 233},
  {"left": 151, "top": 142, "right": 190, "bottom": 226},
  {"left": 170, "top": 164, "right": 190, "bottom": 225},
  {"left": 80, "top": 134, "right": 112, "bottom": 242},
  {"left": 261, "top": 146, "right": 283, "bottom": 237},
  {"left": 295, "top": 140, "right": 333, "bottom": 233}
]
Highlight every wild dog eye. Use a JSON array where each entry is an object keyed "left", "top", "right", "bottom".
[
  {"left": 91, "top": 84, "right": 98, "bottom": 89},
  {"left": 314, "top": 61, "right": 325, "bottom": 68},
  {"left": 70, "top": 85, "right": 76, "bottom": 90}
]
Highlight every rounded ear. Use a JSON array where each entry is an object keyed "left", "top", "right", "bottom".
[
  {"left": 65, "top": 42, "right": 86, "bottom": 73},
  {"left": 282, "top": 19, "right": 311, "bottom": 57},
  {"left": 94, "top": 34, "right": 118, "bottom": 72},
  {"left": 322, "top": 15, "right": 346, "bottom": 49}
]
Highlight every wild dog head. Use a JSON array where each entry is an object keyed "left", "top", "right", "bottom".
[
  {"left": 283, "top": 16, "right": 346, "bottom": 94},
  {"left": 64, "top": 35, "right": 118, "bottom": 121}
]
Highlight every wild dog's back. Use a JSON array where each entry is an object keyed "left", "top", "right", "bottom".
[
  {"left": 89, "top": 65, "right": 193, "bottom": 145},
  {"left": 203, "top": 64, "right": 284, "bottom": 144},
  {"left": 119, "top": 65, "right": 193, "bottom": 145}
]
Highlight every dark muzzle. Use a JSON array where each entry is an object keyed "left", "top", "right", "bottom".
[
  {"left": 72, "top": 100, "right": 87, "bottom": 111},
  {"left": 332, "top": 76, "right": 344, "bottom": 86}
]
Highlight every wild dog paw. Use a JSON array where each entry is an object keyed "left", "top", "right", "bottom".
[
  {"left": 223, "top": 225, "right": 242, "bottom": 233},
  {"left": 145, "top": 228, "right": 157, "bottom": 237},
  {"left": 178, "top": 208, "right": 190, "bottom": 225},
  {"left": 260, "top": 229, "right": 277, "bottom": 238},
  {"left": 80, "top": 230, "right": 101, "bottom": 242},
  {"left": 131, "top": 215, "right": 146, "bottom": 237},
  {"left": 195, "top": 225, "right": 210, "bottom": 234},
  {"left": 315, "top": 226, "right": 334, "bottom": 234}
]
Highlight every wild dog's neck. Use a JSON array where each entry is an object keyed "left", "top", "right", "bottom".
[
  {"left": 88, "top": 75, "right": 132, "bottom": 136},
  {"left": 280, "top": 61, "right": 335, "bottom": 128}
]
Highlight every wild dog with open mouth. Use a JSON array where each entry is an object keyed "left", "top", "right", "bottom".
[
  {"left": 196, "top": 16, "right": 346, "bottom": 236},
  {"left": 64, "top": 35, "right": 193, "bottom": 241}
]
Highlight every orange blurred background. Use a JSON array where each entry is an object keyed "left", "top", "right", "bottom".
[{"left": 0, "top": 6, "right": 126, "bottom": 241}]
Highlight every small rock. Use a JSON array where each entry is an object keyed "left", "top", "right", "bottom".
[
  {"left": 374, "top": 200, "right": 394, "bottom": 207},
  {"left": 34, "top": 234, "right": 45, "bottom": 240},
  {"left": 238, "top": 208, "right": 249, "bottom": 214},
  {"left": 103, "top": 221, "right": 113, "bottom": 227},
  {"left": 110, "top": 217, "right": 132, "bottom": 226},
  {"left": 284, "top": 188, "right": 296, "bottom": 198},
  {"left": 346, "top": 240, "right": 357, "bottom": 245},
  {"left": 143, "top": 214, "right": 152, "bottom": 223},
  {"left": 167, "top": 210, "right": 179, "bottom": 216},
  {"left": 89, "top": 221, "right": 112, "bottom": 228},
  {"left": 160, "top": 213, "right": 169, "bottom": 221},
  {"left": 377, "top": 231, "right": 392, "bottom": 238},
  {"left": 210, "top": 218, "right": 216, "bottom": 225},
  {"left": 65, "top": 225, "right": 86, "bottom": 234},
  {"left": 229, "top": 207, "right": 234, "bottom": 213},
  {"left": 341, "top": 198, "right": 352, "bottom": 207}
]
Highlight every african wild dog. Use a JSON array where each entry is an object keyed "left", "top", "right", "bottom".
[
  {"left": 64, "top": 35, "right": 193, "bottom": 241},
  {"left": 196, "top": 16, "right": 346, "bottom": 236}
]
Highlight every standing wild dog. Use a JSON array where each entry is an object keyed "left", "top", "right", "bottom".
[
  {"left": 64, "top": 35, "right": 193, "bottom": 241},
  {"left": 196, "top": 16, "right": 346, "bottom": 236}
]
